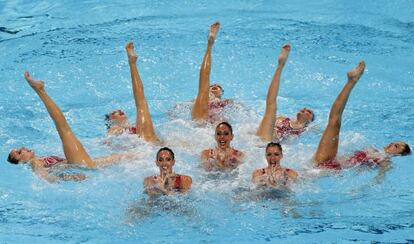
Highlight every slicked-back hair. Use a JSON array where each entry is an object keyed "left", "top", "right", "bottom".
[
  {"left": 7, "top": 152, "right": 19, "bottom": 164},
  {"left": 156, "top": 147, "right": 175, "bottom": 160},
  {"left": 266, "top": 142, "right": 283, "bottom": 154},
  {"left": 401, "top": 143, "right": 411, "bottom": 156},
  {"left": 216, "top": 121, "right": 233, "bottom": 135}
]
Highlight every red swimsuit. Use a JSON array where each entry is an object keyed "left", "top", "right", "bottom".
[
  {"left": 40, "top": 156, "right": 65, "bottom": 168},
  {"left": 208, "top": 99, "right": 230, "bottom": 121},
  {"left": 124, "top": 126, "right": 137, "bottom": 134},
  {"left": 318, "top": 150, "right": 382, "bottom": 170},
  {"left": 275, "top": 118, "right": 306, "bottom": 139}
]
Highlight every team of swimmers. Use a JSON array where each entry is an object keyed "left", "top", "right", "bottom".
[{"left": 7, "top": 22, "right": 411, "bottom": 195}]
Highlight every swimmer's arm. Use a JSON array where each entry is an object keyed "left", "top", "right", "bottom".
[
  {"left": 252, "top": 169, "right": 268, "bottom": 186},
  {"left": 286, "top": 168, "right": 299, "bottom": 181},
  {"left": 179, "top": 175, "right": 193, "bottom": 193},
  {"left": 93, "top": 153, "right": 137, "bottom": 167},
  {"left": 32, "top": 163, "right": 86, "bottom": 183},
  {"left": 236, "top": 150, "right": 246, "bottom": 163},
  {"left": 201, "top": 150, "right": 213, "bottom": 171},
  {"left": 228, "top": 150, "right": 245, "bottom": 169},
  {"left": 373, "top": 161, "right": 391, "bottom": 184}
]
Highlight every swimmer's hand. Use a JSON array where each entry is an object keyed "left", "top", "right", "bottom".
[
  {"left": 266, "top": 171, "right": 287, "bottom": 187},
  {"left": 144, "top": 177, "right": 170, "bottom": 196}
]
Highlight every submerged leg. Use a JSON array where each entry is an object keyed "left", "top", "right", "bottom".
[
  {"left": 24, "top": 71, "right": 95, "bottom": 168},
  {"left": 126, "top": 42, "right": 159, "bottom": 143},
  {"left": 256, "top": 44, "right": 291, "bottom": 141},
  {"left": 313, "top": 61, "right": 365, "bottom": 164},
  {"left": 192, "top": 21, "right": 220, "bottom": 121}
]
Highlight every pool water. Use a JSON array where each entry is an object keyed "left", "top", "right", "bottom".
[{"left": 1, "top": 0, "right": 413, "bottom": 242}]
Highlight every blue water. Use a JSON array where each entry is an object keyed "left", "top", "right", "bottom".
[{"left": 1, "top": 0, "right": 414, "bottom": 243}]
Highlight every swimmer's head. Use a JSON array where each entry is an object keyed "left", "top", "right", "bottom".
[
  {"left": 210, "top": 83, "right": 223, "bottom": 99},
  {"left": 296, "top": 107, "right": 314, "bottom": 124},
  {"left": 215, "top": 122, "right": 234, "bottom": 150},
  {"left": 105, "top": 109, "right": 128, "bottom": 128},
  {"left": 7, "top": 147, "right": 35, "bottom": 164},
  {"left": 155, "top": 147, "right": 175, "bottom": 174},
  {"left": 384, "top": 141, "right": 411, "bottom": 156},
  {"left": 265, "top": 142, "right": 283, "bottom": 167}
]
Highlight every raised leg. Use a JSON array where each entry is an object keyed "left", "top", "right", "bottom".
[
  {"left": 256, "top": 44, "right": 291, "bottom": 141},
  {"left": 125, "top": 42, "right": 159, "bottom": 143},
  {"left": 192, "top": 21, "right": 220, "bottom": 121},
  {"left": 313, "top": 61, "right": 365, "bottom": 164},
  {"left": 24, "top": 71, "right": 95, "bottom": 168}
]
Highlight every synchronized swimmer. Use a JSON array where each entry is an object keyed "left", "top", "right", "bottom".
[
  {"left": 192, "top": 22, "right": 233, "bottom": 123},
  {"left": 6, "top": 22, "right": 411, "bottom": 197},
  {"left": 105, "top": 42, "right": 159, "bottom": 143},
  {"left": 7, "top": 72, "right": 135, "bottom": 182}
]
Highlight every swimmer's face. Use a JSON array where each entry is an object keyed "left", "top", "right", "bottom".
[
  {"left": 215, "top": 124, "right": 233, "bottom": 150},
  {"left": 296, "top": 108, "right": 314, "bottom": 124},
  {"left": 156, "top": 150, "right": 175, "bottom": 174},
  {"left": 107, "top": 109, "right": 128, "bottom": 124},
  {"left": 9, "top": 147, "right": 35, "bottom": 163},
  {"left": 265, "top": 146, "right": 283, "bottom": 168},
  {"left": 384, "top": 141, "right": 409, "bottom": 155},
  {"left": 210, "top": 84, "right": 223, "bottom": 99}
]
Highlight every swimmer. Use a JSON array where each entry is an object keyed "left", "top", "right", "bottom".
[
  {"left": 144, "top": 147, "right": 192, "bottom": 196},
  {"left": 256, "top": 44, "right": 314, "bottom": 141},
  {"left": 7, "top": 72, "right": 135, "bottom": 183},
  {"left": 201, "top": 122, "right": 245, "bottom": 172},
  {"left": 192, "top": 21, "right": 232, "bottom": 122},
  {"left": 252, "top": 142, "right": 298, "bottom": 188},
  {"left": 313, "top": 61, "right": 411, "bottom": 171},
  {"left": 105, "top": 42, "right": 159, "bottom": 143}
]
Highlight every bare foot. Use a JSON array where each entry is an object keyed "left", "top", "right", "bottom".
[
  {"left": 24, "top": 71, "right": 44, "bottom": 90},
  {"left": 278, "top": 44, "right": 291, "bottom": 66},
  {"left": 125, "top": 42, "right": 138, "bottom": 63},
  {"left": 208, "top": 21, "right": 220, "bottom": 43},
  {"left": 347, "top": 61, "right": 365, "bottom": 82}
]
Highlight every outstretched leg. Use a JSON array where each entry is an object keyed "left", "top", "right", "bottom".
[
  {"left": 313, "top": 61, "right": 365, "bottom": 164},
  {"left": 126, "top": 42, "right": 159, "bottom": 143},
  {"left": 192, "top": 21, "right": 220, "bottom": 121},
  {"left": 24, "top": 71, "right": 95, "bottom": 168},
  {"left": 256, "top": 44, "right": 291, "bottom": 141}
]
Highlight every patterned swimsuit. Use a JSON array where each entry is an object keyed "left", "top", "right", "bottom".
[
  {"left": 40, "top": 156, "right": 66, "bottom": 168},
  {"left": 208, "top": 99, "right": 230, "bottom": 121},
  {"left": 318, "top": 150, "right": 383, "bottom": 170},
  {"left": 275, "top": 117, "right": 306, "bottom": 139}
]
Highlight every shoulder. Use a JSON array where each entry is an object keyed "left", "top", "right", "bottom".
[
  {"left": 232, "top": 148, "right": 244, "bottom": 158},
  {"left": 284, "top": 168, "right": 298, "bottom": 178},
  {"left": 107, "top": 125, "right": 124, "bottom": 135},
  {"left": 144, "top": 175, "right": 158, "bottom": 184},
  {"left": 176, "top": 174, "right": 192, "bottom": 191},
  {"left": 201, "top": 149, "right": 213, "bottom": 157},
  {"left": 276, "top": 116, "right": 289, "bottom": 121},
  {"left": 178, "top": 174, "right": 192, "bottom": 184},
  {"left": 252, "top": 168, "right": 266, "bottom": 177},
  {"left": 31, "top": 158, "right": 45, "bottom": 169}
]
